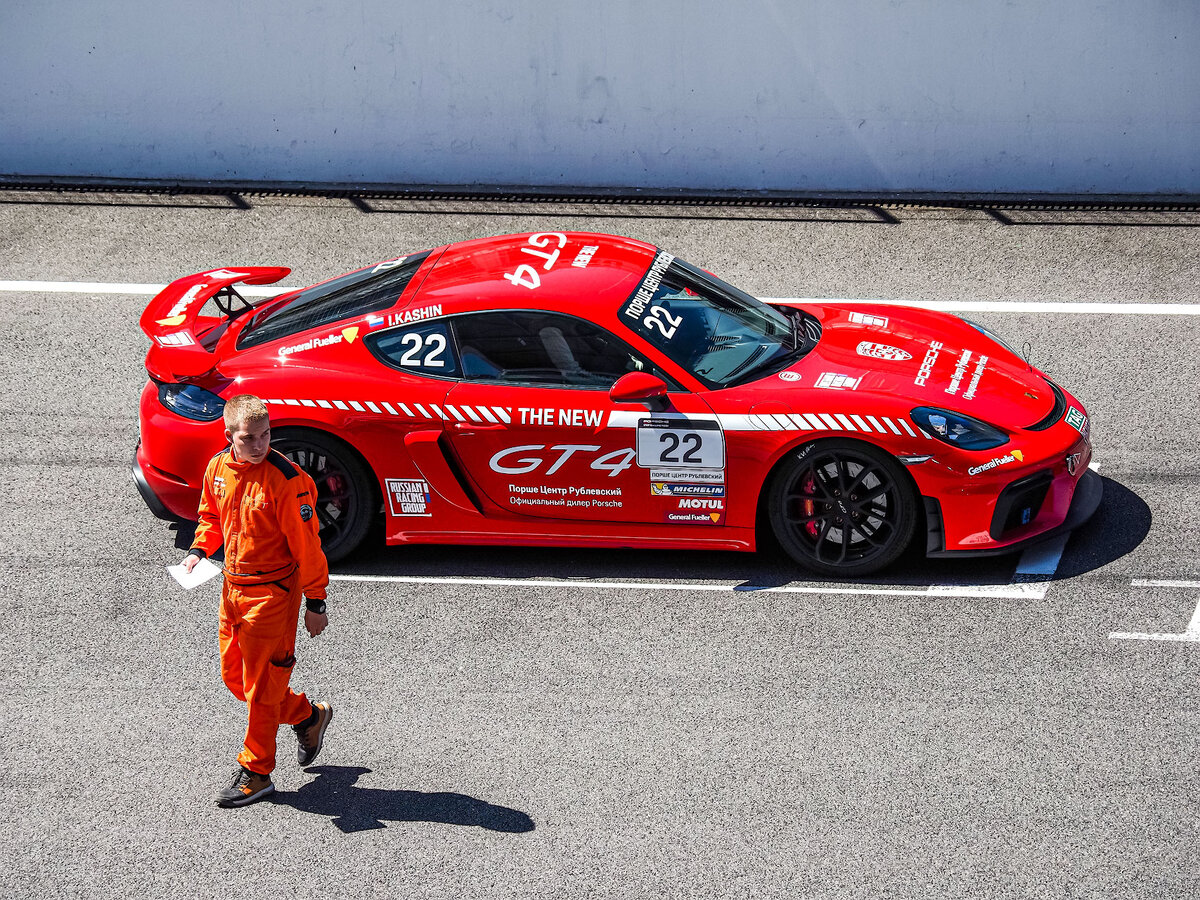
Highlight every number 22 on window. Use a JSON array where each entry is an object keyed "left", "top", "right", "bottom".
[{"left": 644, "top": 305, "right": 682, "bottom": 339}]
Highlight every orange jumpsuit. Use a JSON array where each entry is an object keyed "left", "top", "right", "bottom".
[{"left": 191, "top": 447, "right": 328, "bottom": 775}]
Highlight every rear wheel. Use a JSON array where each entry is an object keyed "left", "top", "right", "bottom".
[
  {"left": 272, "top": 429, "right": 376, "bottom": 563},
  {"left": 767, "top": 439, "right": 917, "bottom": 577}
]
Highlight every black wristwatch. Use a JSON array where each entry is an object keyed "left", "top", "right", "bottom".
[{"left": 306, "top": 598, "right": 327, "bottom": 615}]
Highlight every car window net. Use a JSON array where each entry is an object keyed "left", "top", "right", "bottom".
[{"left": 238, "top": 252, "right": 430, "bottom": 349}]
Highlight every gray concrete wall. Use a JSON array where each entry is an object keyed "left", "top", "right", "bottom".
[{"left": 1, "top": 1, "right": 1197, "bottom": 194}]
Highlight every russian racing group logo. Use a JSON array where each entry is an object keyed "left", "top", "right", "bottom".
[{"left": 386, "top": 479, "right": 432, "bottom": 516}]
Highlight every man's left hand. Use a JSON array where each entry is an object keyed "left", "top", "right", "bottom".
[{"left": 304, "top": 610, "right": 328, "bottom": 638}]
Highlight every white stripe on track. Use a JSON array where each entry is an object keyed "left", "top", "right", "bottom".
[
  {"left": 769, "top": 299, "right": 1200, "bottom": 316},
  {"left": 330, "top": 573, "right": 1047, "bottom": 600},
  {"left": 1111, "top": 580, "right": 1200, "bottom": 643},
  {"left": 0, "top": 280, "right": 287, "bottom": 296},
  {"left": 2, "top": 281, "right": 1200, "bottom": 315}
]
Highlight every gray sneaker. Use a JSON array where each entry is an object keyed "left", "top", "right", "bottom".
[
  {"left": 294, "top": 701, "right": 333, "bottom": 766},
  {"left": 216, "top": 768, "right": 274, "bottom": 808}
]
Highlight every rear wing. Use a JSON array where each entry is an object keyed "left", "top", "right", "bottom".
[{"left": 139, "top": 267, "right": 290, "bottom": 378}]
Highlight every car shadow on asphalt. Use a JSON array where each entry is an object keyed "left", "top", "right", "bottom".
[
  {"left": 1052, "top": 475, "right": 1152, "bottom": 579},
  {"left": 269, "top": 765, "right": 536, "bottom": 834},
  {"left": 172, "top": 475, "right": 1150, "bottom": 589}
]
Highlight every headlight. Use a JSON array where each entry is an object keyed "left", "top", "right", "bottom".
[
  {"left": 910, "top": 406, "right": 1009, "bottom": 451},
  {"left": 158, "top": 383, "right": 225, "bottom": 421}
]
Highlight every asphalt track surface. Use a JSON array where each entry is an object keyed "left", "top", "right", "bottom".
[{"left": 1, "top": 190, "right": 1198, "bottom": 899}]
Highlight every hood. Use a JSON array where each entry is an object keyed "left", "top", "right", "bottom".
[{"left": 782, "top": 303, "right": 1054, "bottom": 428}]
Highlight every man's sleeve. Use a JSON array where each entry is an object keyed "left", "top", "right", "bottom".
[
  {"left": 190, "top": 458, "right": 224, "bottom": 558},
  {"left": 279, "top": 470, "right": 329, "bottom": 602}
]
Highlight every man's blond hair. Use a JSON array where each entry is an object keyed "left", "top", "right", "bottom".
[{"left": 224, "top": 394, "right": 269, "bottom": 431}]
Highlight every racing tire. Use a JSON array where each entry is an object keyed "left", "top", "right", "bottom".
[
  {"left": 272, "top": 429, "right": 376, "bottom": 563},
  {"left": 767, "top": 438, "right": 917, "bottom": 578}
]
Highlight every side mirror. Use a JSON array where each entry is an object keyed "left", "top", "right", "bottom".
[{"left": 609, "top": 371, "right": 670, "bottom": 411}]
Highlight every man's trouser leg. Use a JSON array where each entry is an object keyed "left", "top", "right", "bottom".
[{"left": 218, "top": 573, "right": 312, "bottom": 775}]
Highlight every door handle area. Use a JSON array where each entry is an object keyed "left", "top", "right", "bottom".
[{"left": 449, "top": 421, "right": 507, "bottom": 432}]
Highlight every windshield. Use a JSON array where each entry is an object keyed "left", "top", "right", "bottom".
[{"left": 618, "top": 254, "right": 806, "bottom": 388}]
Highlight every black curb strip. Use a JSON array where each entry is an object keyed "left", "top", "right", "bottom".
[{"left": 1, "top": 175, "right": 1198, "bottom": 212}]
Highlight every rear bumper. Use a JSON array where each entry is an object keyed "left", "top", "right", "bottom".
[
  {"left": 131, "top": 443, "right": 194, "bottom": 522},
  {"left": 926, "top": 468, "right": 1103, "bottom": 558}
]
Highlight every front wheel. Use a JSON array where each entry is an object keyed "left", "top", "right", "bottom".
[
  {"left": 766, "top": 439, "right": 917, "bottom": 578},
  {"left": 272, "top": 429, "right": 376, "bottom": 563}
]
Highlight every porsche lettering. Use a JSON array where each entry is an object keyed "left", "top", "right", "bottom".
[{"left": 914, "top": 341, "right": 944, "bottom": 386}]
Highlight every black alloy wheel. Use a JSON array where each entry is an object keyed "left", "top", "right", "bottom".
[
  {"left": 767, "top": 439, "right": 917, "bottom": 577},
  {"left": 272, "top": 429, "right": 376, "bottom": 563}
]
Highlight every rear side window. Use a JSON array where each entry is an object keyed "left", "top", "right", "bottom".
[
  {"left": 238, "top": 252, "right": 430, "bottom": 349},
  {"left": 366, "top": 321, "right": 459, "bottom": 378}
]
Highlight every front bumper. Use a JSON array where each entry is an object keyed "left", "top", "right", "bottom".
[{"left": 925, "top": 467, "right": 1102, "bottom": 558}]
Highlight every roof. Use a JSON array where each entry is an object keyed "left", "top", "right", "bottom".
[{"left": 406, "top": 232, "right": 658, "bottom": 323}]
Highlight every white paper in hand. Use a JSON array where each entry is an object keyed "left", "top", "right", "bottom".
[{"left": 168, "top": 557, "right": 222, "bottom": 590}]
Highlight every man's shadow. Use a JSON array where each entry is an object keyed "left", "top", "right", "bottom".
[{"left": 271, "top": 766, "right": 536, "bottom": 834}]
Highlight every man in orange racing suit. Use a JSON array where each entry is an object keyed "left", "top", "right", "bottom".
[{"left": 180, "top": 394, "right": 333, "bottom": 808}]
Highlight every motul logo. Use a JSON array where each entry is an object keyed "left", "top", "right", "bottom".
[
  {"left": 678, "top": 498, "right": 724, "bottom": 510},
  {"left": 856, "top": 341, "right": 911, "bottom": 361}
]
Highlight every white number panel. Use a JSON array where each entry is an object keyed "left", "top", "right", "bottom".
[{"left": 635, "top": 418, "right": 725, "bottom": 469}]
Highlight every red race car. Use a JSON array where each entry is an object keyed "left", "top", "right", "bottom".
[{"left": 133, "top": 231, "right": 1100, "bottom": 577}]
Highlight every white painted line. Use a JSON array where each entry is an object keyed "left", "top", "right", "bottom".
[
  {"left": 769, "top": 298, "right": 1200, "bottom": 316},
  {"left": 1108, "top": 632, "right": 1200, "bottom": 643},
  {"left": 1131, "top": 579, "right": 1200, "bottom": 589},
  {"left": 330, "top": 573, "right": 1046, "bottom": 600},
  {"left": 2, "top": 280, "right": 1200, "bottom": 315},
  {"left": 1111, "top": 584, "right": 1200, "bottom": 643},
  {"left": 0, "top": 280, "right": 288, "bottom": 297}
]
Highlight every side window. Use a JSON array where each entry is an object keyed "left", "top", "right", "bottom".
[
  {"left": 452, "top": 311, "right": 661, "bottom": 389},
  {"left": 366, "top": 321, "right": 459, "bottom": 377}
]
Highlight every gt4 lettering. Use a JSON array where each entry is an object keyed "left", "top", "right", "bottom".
[
  {"left": 489, "top": 444, "right": 635, "bottom": 477},
  {"left": 504, "top": 232, "right": 568, "bottom": 290}
]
